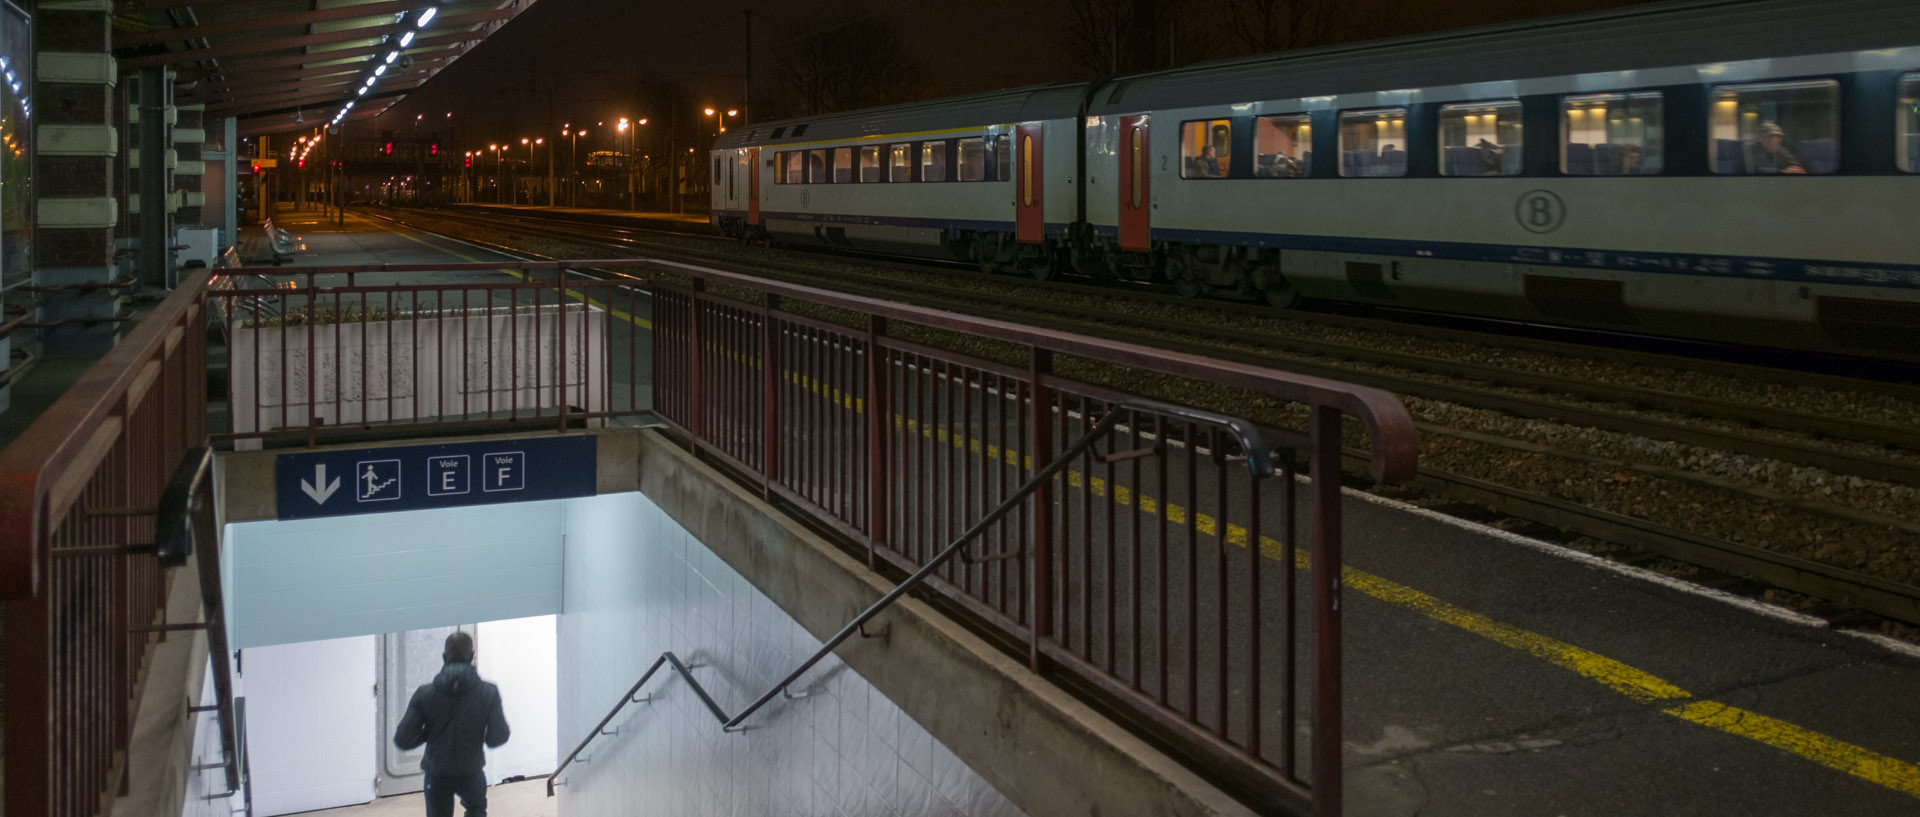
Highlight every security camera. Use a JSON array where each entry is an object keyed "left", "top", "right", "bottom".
[{"left": 397, "top": 54, "right": 413, "bottom": 70}]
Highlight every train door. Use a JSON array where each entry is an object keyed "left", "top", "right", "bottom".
[
  {"left": 1118, "top": 115, "right": 1150, "bottom": 252},
  {"left": 1016, "top": 124, "right": 1043, "bottom": 244},
  {"left": 748, "top": 147, "right": 761, "bottom": 225}
]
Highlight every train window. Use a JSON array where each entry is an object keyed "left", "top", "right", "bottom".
[
  {"left": 782, "top": 151, "right": 803, "bottom": 184},
  {"left": 807, "top": 149, "right": 829, "bottom": 184},
  {"left": 832, "top": 147, "right": 854, "bottom": 183},
  {"left": 1338, "top": 108, "right": 1406, "bottom": 177},
  {"left": 1021, "top": 135, "right": 1034, "bottom": 205},
  {"left": 1709, "top": 79, "right": 1839, "bottom": 175},
  {"left": 1179, "top": 118, "right": 1231, "bottom": 179},
  {"left": 1561, "top": 92, "right": 1662, "bottom": 176},
  {"left": 995, "top": 134, "right": 1012, "bottom": 182},
  {"left": 1439, "top": 101, "right": 1522, "bottom": 176},
  {"left": 1253, "top": 114, "right": 1311, "bottom": 178},
  {"left": 859, "top": 146, "right": 884, "bottom": 183},
  {"left": 890, "top": 143, "right": 912, "bottom": 182},
  {"left": 790, "top": 124, "right": 809, "bottom": 137},
  {"left": 1898, "top": 73, "right": 1919, "bottom": 173},
  {"left": 922, "top": 141, "right": 948, "bottom": 182},
  {"left": 957, "top": 137, "right": 988, "bottom": 182},
  {"left": 771, "top": 126, "right": 787, "bottom": 139},
  {"left": 713, "top": 157, "right": 722, "bottom": 186}
]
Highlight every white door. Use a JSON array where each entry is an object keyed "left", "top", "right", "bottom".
[{"left": 242, "top": 636, "right": 377, "bottom": 816}]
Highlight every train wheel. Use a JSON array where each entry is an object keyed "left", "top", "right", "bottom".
[
  {"left": 1263, "top": 279, "right": 1300, "bottom": 309},
  {"left": 1167, "top": 249, "right": 1203, "bottom": 298}
]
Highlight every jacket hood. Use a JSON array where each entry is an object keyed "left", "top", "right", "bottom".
[{"left": 433, "top": 661, "right": 480, "bottom": 695}]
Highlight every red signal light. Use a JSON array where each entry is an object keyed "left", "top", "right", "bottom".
[{"left": 384, "top": 142, "right": 394, "bottom": 155}]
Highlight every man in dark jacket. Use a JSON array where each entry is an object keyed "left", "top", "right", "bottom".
[{"left": 394, "top": 632, "right": 510, "bottom": 817}]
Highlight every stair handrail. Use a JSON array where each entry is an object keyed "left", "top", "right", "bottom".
[{"left": 546, "top": 398, "right": 1273, "bottom": 796}]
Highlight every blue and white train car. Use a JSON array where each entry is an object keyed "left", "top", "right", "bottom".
[
  {"left": 716, "top": 0, "right": 1920, "bottom": 360},
  {"left": 711, "top": 82, "right": 1090, "bottom": 272},
  {"left": 1081, "top": 0, "right": 1920, "bottom": 356}
]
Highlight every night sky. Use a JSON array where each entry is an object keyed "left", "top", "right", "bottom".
[{"left": 365, "top": 0, "right": 1645, "bottom": 153}]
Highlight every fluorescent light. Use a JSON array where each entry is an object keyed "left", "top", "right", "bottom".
[
  {"left": 415, "top": 6, "right": 436, "bottom": 27},
  {"left": 375, "top": 64, "right": 387, "bottom": 76},
  {"left": 385, "top": 51, "right": 398, "bottom": 64},
  {"left": 399, "top": 31, "right": 415, "bottom": 47},
  {"left": 356, "top": 86, "right": 368, "bottom": 96}
]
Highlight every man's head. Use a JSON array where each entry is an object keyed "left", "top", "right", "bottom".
[
  {"left": 444, "top": 631, "right": 475, "bottom": 665},
  {"left": 1757, "top": 121, "right": 1785, "bottom": 145},
  {"left": 1201, "top": 144, "right": 1217, "bottom": 159}
]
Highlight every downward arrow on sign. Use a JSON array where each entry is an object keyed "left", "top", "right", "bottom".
[{"left": 301, "top": 463, "right": 341, "bottom": 504}]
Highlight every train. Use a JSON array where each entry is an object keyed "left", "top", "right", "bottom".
[{"left": 710, "top": 0, "right": 1920, "bottom": 360}]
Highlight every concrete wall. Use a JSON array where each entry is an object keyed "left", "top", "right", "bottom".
[
  {"left": 222, "top": 501, "right": 565, "bottom": 648},
  {"left": 557, "top": 491, "right": 1028, "bottom": 817}
]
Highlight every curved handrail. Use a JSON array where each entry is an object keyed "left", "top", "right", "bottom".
[{"left": 546, "top": 399, "right": 1272, "bottom": 795}]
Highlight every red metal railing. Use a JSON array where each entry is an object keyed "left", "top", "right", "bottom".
[
  {"left": 0, "top": 271, "right": 211, "bottom": 817},
  {"left": 652, "top": 262, "right": 1418, "bottom": 816},
  {"left": 208, "top": 260, "right": 658, "bottom": 443}
]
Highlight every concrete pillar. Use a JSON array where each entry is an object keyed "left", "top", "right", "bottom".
[
  {"left": 33, "top": 0, "right": 123, "bottom": 356},
  {"left": 131, "top": 65, "right": 174, "bottom": 288},
  {"left": 173, "top": 103, "right": 205, "bottom": 226}
]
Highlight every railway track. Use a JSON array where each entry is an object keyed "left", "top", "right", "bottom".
[{"left": 366, "top": 205, "right": 1920, "bottom": 631}]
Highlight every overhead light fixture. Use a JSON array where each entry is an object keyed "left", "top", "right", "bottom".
[
  {"left": 399, "top": 31, "right": 415, "bottom": 47},
  {"left": 385, "top": 51, "right": 399, "bottom": 64},
  {"left": 375, "top": 64, "right": 387, "bottom": 76},
  {"left": 415, "top": 6, "right": 436, "bottom": 27},
  {"left": 357, "top": 87, "right": 368, "bottom": 96}
]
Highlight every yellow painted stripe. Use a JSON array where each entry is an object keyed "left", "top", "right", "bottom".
[
  {"left": 736, "top": 123, "right": 1014, "bottom": 152},
  {"left": 1664, "top": 701, "right": 1920, "bottom": 797},
  {"left": 369, "top": 213, "right": 653, "bottom": 329}
]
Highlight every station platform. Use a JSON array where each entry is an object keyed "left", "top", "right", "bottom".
[{"left": 220, "top": 212, "right": 1920, "bottom": 816}]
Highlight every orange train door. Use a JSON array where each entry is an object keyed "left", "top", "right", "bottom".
[
  {"left": 1015, "top": 124, "right": 1043, "bottom": 244},
  {"left": 747, "top": 147, "right": 761, "bottom": 225},
  {"left": 1118, "top": 115, "right": 1150, "bottom": 252}
]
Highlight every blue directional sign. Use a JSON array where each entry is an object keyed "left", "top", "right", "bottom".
[{"left": 276, "top": 435, "right": 597, "bottom": 520}]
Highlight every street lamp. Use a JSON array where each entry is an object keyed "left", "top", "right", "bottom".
[
  {"left": 489, "top": 142, "right": 504, "bottom": 203},
  {"left": 617, "top": 116, "right": 648, "bottom": 209}
]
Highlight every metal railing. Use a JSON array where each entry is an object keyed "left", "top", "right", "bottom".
[
  {"left": 547, "top": 399, "right": 1275, "bottom": 797},
  {"left": 207, "top": 260, "right": 658, "bottom": 444},
  {"left": 650, "top": 261, "right": 1418, "bottom": 816},
  {"left": 0, "top": 271, "right": 217, "bottom": 817}
]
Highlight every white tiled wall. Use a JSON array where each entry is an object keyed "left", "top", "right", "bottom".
[
  {"left": 242, "top": 635, "right": 377, "bottom": 816},
  {"left": 223, "top": 501, "right": 565, "bottom": 648},
  {"left": 556, "top": 492, "right": 1029, "bottom": 817}
]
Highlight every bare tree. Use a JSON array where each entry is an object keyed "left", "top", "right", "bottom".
[
  {"left": 1061, "top": 0, "right": 1197, "bottom": 76},
  {"left": 1220, "top": 0, "right": 1331, "bottom": 55},
  {"left": 776, "top": 9, "right": 926, "bottom": 117}
]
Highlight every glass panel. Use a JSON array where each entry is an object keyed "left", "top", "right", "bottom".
[
  {"left": 1180, "top": 118, "right": 1231, "bottom": 179},
  {"left": 1021, "top": 135, "right": 1033, "bottom": 205},
  {"left": 921, "top": 141, "right": 947, "bottom": 182},
  {"left": 890, "top": 143, "right": 912, "bottom": 182},
  {"left": 832, "top": 146, "right": 853, "bottom": 183},
  {"left": 1338, "top": 109, "right": 1407, "bottom": 177},
  {"left": 1709, "top": 79, "right": 1839, "bottom": 174},
  {"left": 1562, "top": 91, "right": 1663, "bottom": 176},
  {"left": 859, "top": 145, "right": 884, "bottom": 182},
  {"left": 783, "top": 151, "right": 803, "bottom": 184},
  {"left": 957, "top": 137, "right": 987, "bottom": 181},
  {"left": 807, "top": 149, "right": 828, "bottom": 183},
  {"left": 1898, "top": 73, "right": 1919, "bottom": 173},
  {"left": 1438, "top": 100, "right": 1522, "bottom": 176},
  {"left": 995, "top": 134, "right": 1012, "bottom": 182},
  {"left": 1253, "top": 114, "right": 1311, "bottom": 178}
]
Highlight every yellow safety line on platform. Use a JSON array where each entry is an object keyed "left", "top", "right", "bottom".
[{"left": 370, "top": 214, "right": 653, "bottom": 330}]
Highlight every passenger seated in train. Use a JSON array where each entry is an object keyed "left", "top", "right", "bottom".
[
  {"left": 1748, "top": 121, "right": 1806, "bottom": 174},
  {"left": 1474, "top": 138, "right": 1504, "bottom": 175},
  {"left": 1192, "top": 144, "right": 1224, "bottom": 178},
  {"left": 1255, "top": 152, "right": 1304, "bottom": 178}
]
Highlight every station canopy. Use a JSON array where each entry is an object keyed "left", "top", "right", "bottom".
[{"left": 113, "top": 0, "right": 538, "bottom": 136}]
